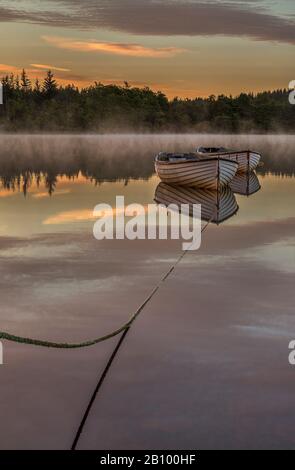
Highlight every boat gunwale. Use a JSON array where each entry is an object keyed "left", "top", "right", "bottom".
[
  {"left": 155, "top": 155, "right": 239, "bottom": 166},
  {"left": 196, "top": 149, "right": 261, "bottom": 157}
]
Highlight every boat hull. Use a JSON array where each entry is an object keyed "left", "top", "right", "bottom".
[
  {"left": 229, "top": 171, "right": 261, "bottom": 196},
  {"left": 197, "top": 150, "right": 261, "bottom": 173},
  {"left": 154, "top": 183, "right": 239, "bottom": 224},
  {"left": 155, "top": 157, "right": 238, "bottom": 190},
  {"left": 224, "top": 151, "right": 261, "bottom": 173}
]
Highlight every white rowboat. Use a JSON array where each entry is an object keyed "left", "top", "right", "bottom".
[
  {"left": 196, "top": 147, "right": 261, "bottom": 173},
  {"left": 154, "top": 183, "right": 239, "bottom": 224},
  {"left": 155, "top": 153, "right": 238, "bottom": 190}
]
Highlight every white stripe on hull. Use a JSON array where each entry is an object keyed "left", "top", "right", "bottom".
[
  {"left": 154, "top": 183, "right": 239, "bottom": 224},
  {"left": 155, "top": 158, "right": 238, "bottom": 190}
]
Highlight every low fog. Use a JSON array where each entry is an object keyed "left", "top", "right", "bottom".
[{"left": 0, "top": 134, "right": 294, "bottom": 192}]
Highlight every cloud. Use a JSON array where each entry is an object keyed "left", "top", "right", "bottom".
[
  {"left": 0, "top": 189, "right": 18, "bottom": 198},
  {"left": 88, "top": 0, "right": 295, "bottom": 45},
  {"left": 0, "top": 63, "right": 19, "bottom": 73},
  {"left": 0, "top": 1, "right": 295, "bottom": 45},
  {"left": 0, "top": 62, "right": 94, "bottom": 88},
  {"left": 0, "top": 62, "right": 70, "bottom": 76},
  {"left": 30, "top": 63, "right": 71, "bottom": 72},
  {"left": 31, "top": 189, "right": 71, "bottom": 199},
  {"left": 43, "top": 209, "right": 96, "bottom": 225},
  {"left": 42, "top": 36, "right": 185, "bottom": 58},
  {"left": 43, "top": 205, "right": 153, "bottom": 225}
]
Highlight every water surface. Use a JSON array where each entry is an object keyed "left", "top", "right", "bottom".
[{"left": 0, "top": 134, "right": 294, "bottom": 449}]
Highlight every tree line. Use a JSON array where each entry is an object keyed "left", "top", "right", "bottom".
[{"left": 0, "top": 70, "right": 294, "bottom": 132}]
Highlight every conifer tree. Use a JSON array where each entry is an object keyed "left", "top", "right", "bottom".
[
  {"left": 42, "top": 70, "right": 57, "bottom": 98},
  {"left": 20, "top": 69, "right": 31, "bottom": 91}
]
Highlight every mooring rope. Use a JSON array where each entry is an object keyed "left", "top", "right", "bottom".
[
  {"left": 71, "top": 219, "right": 213, "bottom": 449},
  {"left": 71, "top": 327, "right": 130, "bottom": 450},
  {"left": 0, "top": 219, "right": 212, "bottom": 349}
]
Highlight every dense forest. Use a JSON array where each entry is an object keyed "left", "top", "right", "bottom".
[{"left": 0, "top": 70, "right": 294, "bottom": 133}]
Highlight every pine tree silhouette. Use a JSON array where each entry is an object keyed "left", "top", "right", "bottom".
[
  {"left": 43, "top": 70, "right": 57, "bottom": 98},
  {"left": 20, "top": 69, "right": 31, "bottom": 91}
]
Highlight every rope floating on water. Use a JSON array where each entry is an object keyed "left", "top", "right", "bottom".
[
  {"left": 0, "top": 220, "right": 211, "bottom": 349},
  {"left": 0, "top": 324, "right": 130, "bottom": 349},
  {"left": 71, "top": 219, "right": 212, "bottom": 450}
]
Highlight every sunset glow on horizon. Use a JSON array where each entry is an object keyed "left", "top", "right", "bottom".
[{"left": 0, "top": 0, "right": 295, "bottom": 98}]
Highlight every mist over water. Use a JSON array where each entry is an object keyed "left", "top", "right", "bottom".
[{"left": 0, "top": 134, "right": 294, "bottom": 194}]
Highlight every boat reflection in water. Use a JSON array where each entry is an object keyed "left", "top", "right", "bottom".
[
  {"left": 229, "top": 171, "right": 261, "bottom": 196},
  {"left": 154, "top": 183, "right": 239, "bottom": 225}
]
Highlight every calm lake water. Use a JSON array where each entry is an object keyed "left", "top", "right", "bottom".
[{"left": 0, "top": 134, "right": 294, "bottom": 449}]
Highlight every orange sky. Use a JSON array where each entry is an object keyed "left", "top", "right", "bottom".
[{"left": 0, "top": 1, "right": 295, "bottom": 98}]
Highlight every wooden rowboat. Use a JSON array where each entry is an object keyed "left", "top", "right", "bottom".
[
  {"left": 196, "top": 147, "right": 261, "bottom": 173},
  {"left": 155, "top": 153, "right": 238, "bottom": 190},
  {"left": 229, "top": 171, "right": 261, "bottom": 196},
  {"left": 154, "top": 183, "right": 239, "bottom": 224}
]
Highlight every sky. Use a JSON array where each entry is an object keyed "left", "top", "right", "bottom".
[{"left": 0, "top": 0, "right": 295, "bottom": 98}]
